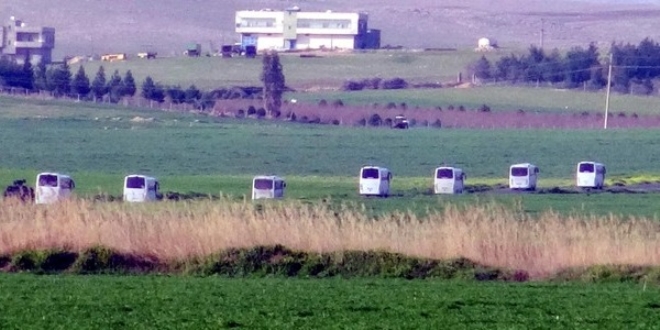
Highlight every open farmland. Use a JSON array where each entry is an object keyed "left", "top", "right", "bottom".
[
  {"left": 69, "top": 50, "right": 489, "bottom": 90},
  {"left": 1, "top": 275, "right": 659, "bottom": 330},
  {"left": 2, "top": 96, "right": 660, "bottom": 217}
]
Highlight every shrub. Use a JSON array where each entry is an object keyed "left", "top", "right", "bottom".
[
  {"left": 271, "top": 110, "right": 281, "bottom": 118},
  {"left": 308, "top": 117, "right": 321, "bottom": 124},
  {"left": 435, "top": 106, "right": 442, "bottom": 111},
  {"left": 256, "top": 108, "right": 267, "bottom": 118},
  {"left": 479, "top": 104, "right": 491, "bottom": 112},
  {"left": 618, "top": 112, "right": 626, "bottom": 118},
  {"left": 448, "top": 105, "right": 455, "bottom": 110},
  {"left": 235, "top": 109, "right": 245, "bottom": 118},
  {"left": 385, "top": 102, "right": 397, "bottom": 109},
  {"left": 517, "top": 109, "right": 525, "bottom": 115},
  {"left": 581, "top": 111, "right": 590, "bottom": 117},
  {"left": 458, "top": 105, "right": 466, "bottom": 112},
  {"left": 368, "top": 114, "right": 383, "bottom": 127},
  {"left": 400, "top": 102, "right": 407, "bottom": 110},
  {"left": 383, "top": 118, "right": 393, "bottom": 127},
  {"left": 380, "top": 78, "right": 408, "bottom": 90},
  {"left": 431, "top": 119, "right": 442, "bottom": 128},
  {"left": 331, "top": 119, "right": 341, "bottom": 125},
  {"left": 299, "top": 116, "right": 309, "bottom": 123},
  {"left": 632, "top": 113, "right": 639, "bottom": 119},
  {"left": 247, "top": 106, "right": 257, "bottom": 116},
  {"left": 356, "top": 118, "right": 367, "bottom": 126},
  {"left": 367, "top": 77, "right": 382, "bottom": 89},
  {"left": 342, "top": 80, "right": 365, "bottom": 91},
  {"left": 318, "top": 99, "right": 328, "bottom": 107},
  {"left": 287, "top": 112, "right": 297, "bottom": 122},
  {"left": 332, "top": 99, "right": 344, "bottom": 108}
]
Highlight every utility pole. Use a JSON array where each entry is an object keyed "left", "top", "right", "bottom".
[
  {"left": 540, "top": 19, "right": 545, "bottom": 49},
  {"left": 604, "top": 53, "right": 613, "bottom": 130}
]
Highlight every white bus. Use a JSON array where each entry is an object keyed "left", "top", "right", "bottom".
[
  {"left": 576, "top": 161, "right": 606, "bottom": 189},
  {"left": 35, "top": 172, "right": 75, "bottom": 204},
  {"left": 123, "top": 175, "right": 159, "bottom": 202},
  {"left": 252, "top": 175, "right": 286, "bottom": 200},
  {"left": 509, "top": 163, "right": 539, "bottom": 191},
  {"left": 359, "top": 166, "right": 392, "bottom": 197},
  {"left": 434, "top": 166, "right": 465, "bottom": 194}
]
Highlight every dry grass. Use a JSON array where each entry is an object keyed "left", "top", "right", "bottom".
[{"left": 1, "top": 198, "right": 660, "bottom": 278}]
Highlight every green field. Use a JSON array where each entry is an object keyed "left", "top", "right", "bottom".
[
  {"left": 0, "top": 275, "right": 658, "bottom": 329},
  {"left": 3, "top": 96, "right": 660, "bottom": 216},
  {"left": 73, "top": 50, "right": 489, "bottom": 89}
]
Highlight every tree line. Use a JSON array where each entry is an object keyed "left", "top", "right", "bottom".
[
  {"left": 470, "top": 38, "right": 660, "bottom": 94},
  {"left": 0, "top": 58, "right": 215, "bottom": 109}
]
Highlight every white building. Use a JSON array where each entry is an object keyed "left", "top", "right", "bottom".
[{"left": 235, "top": 7, "right": 380, "bottom": 51}]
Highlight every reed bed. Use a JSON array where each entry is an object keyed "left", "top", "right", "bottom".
[{"left": 1, "top": 199, "right": 659, "bottom": 277}]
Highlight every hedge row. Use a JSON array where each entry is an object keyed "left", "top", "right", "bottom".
[{"left": 0, "top": 245, "right": 524, "bottom": 280}]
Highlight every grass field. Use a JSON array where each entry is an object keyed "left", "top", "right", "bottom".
[
  {"left": 71, "top": 50, "right": 490, "bottom": 90},
  {"left": 2, "top": 96, "right": 660, "bottom": 216},
  {"left": 0, "top": 275, "right": 658, "bottom": 329}
]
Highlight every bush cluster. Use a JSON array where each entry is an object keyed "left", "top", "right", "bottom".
[{"left": 342, "top": 77, "right": 408, "bottom": 91}]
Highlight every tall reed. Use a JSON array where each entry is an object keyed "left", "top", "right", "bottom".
[{"left": 1, "top": 199, "right": 659, "bottom": 277}]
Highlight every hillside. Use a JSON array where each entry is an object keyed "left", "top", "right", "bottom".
[{"left": 2, "top": 0, "right": 660, "bottom": 59}]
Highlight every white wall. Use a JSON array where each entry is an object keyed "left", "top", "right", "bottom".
[
  {"left": 306, "top": 35, "right": 354, "bottom": 49},
  {"left": 256, "top": 35, "right": 284, "bottom": 50}
]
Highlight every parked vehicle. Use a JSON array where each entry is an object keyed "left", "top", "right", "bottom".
[
  {"left": 434, "top": 166, "right": 465, "bottom": 194},
  {"left": 252, "top": 175, "right": 286, "bottom": 200},
  {"left": 509, "top": 163, "right": 539, "bottom": 191},
  {"left": 35, "top": 172, "right": 75, "bottom": 204},
  {"left": 123, "top": 175, "right": 159, "bottom": 202},
  {"left": 359, "top": 166, "right": 392, "bottom": 197},
  {"left": 576, "top": 161, "right": 606, "bottom": 189}
]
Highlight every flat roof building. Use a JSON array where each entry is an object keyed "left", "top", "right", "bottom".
[
  {"left": 1, "top": 17, "right": 55, "bottom": 64},
  {"left": 235, "top": 7, "right": 380, "bottom": 51}
]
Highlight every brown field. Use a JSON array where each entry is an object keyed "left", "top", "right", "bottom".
[
  {"left": 4, "top": 0, "right": 660, "bottom": 59},
  {"left": 212, "top": 99, "right": 660, "bottom": 129},
  {"left": 2, "top": 199, "right": 660, "bottom": 278}
]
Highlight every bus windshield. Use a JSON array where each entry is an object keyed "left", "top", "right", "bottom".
[
  {"left": 361, "top": 168, "right": 379, "bottom": 179},
  {"left": 126, "top": 176, "right": 146, "bottom": 189},
  {"left": 511, "top": 167, "right": 528, "bottom": 177},
  {"left": 254, "top": 179, "right": 273, "bottom": 190},
  {"left": 38, "top": 174, "right": 58, "bottom": 187},
  {"left": 436, "top": 168, "right": 454, "bottom": 179},
  {"left": 579, "top": 163, "right": 595, "bottom": 173}
]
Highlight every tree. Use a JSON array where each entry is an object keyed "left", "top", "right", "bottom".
[
  {"left": 107, "top": 69, "right": 124, "bottom": 103},
  {"left": 564, "top": 43, "right": 600, "bottom": 88},
  {"left": 260, "top": 50, "right": 286, "bottom": 114},
  {"left": 33, "top": 59, "right": 48, "bottom": 91},
  {"left": 48, "top": 62, "right": 72, "bottom": 97},
  {"left": 71, "top": 65, "right": 91, "bottom": 98},
  {"left": 91, "top": 66, "right": 108, "bottom": 101},
  {"left": 541, "top": 49, "right": 565, "bottom": 84},
  {"left": 184, "top": 84, "right": 201, "bottom": 104},
  {"left": 166, "top": 85, "right": 185, "bottom": 104},
  {"left": 20, "top": 56, "right": 34, "bottom": 90},
  {"left": 123, "top": 70, "right": 136, "bottom": 97},
  {"left": 141, "top": 76, "right": 156, "bottom": 100},
  {"left": 472, "top": 55, "right": 492, "bottom": 80}
]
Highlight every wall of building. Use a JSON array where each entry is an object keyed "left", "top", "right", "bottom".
[{"left": 256, "top": 35, "right": 284, "bottom": 50}]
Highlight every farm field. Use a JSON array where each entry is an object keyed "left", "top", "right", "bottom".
[
  {"left": 0, "top": 275, "right": 659, "bottom": 330},
  {"left": 70, "top": 50, "right": 491, "bottom": 90},
  {"left": 295, "top": 86, "right": 660, "bottom": 115},
  {"left": 2, "top": 96, "right": 660, "bottom": 216}
]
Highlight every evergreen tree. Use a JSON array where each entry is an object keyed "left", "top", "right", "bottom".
[
  {"left": 260, "top": 50, "right": 285, "bottom": 114},
  {"left": 107, "top": 69, "right": 124, "bottom": 103},
  {"left": 123, "top": 70, "right": 136, "bottom": 97},
  {"left": 472, "top": 55, "right": 492, "bottom": 80},
  {"left": 33, "top": 59, "right": 48, "bottom": 91},
  {"left": 166, "top": 85, "right": 185, "bottom": 104},
  {"left": 141, "top": 76, "right": 156, "bottom": 100},
  {"left": 184, "top": 84, "right": 201, "bottom": 104},
  {"left": 71, "top": 66, "right": 91, "bottom": 97},
  {"left": 91, "top": 66, "right": 108, "bottom": 101},
  {"left": 20, "top": 57, "right": 34, "bottom": 90},
  {"left": 541, "top": 49, "right": 565, "bottom": 84},
  {"left": 49, "top": 62, "right": 72, "bottom": 97}
]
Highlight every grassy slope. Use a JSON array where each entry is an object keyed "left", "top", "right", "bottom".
[{"left": 0, "top": 275, "right": 658, "bottom": 329}]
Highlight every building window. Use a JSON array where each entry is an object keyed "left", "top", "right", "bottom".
[{"left": 297, "top": 19, "right": 351, "bottom": 30}]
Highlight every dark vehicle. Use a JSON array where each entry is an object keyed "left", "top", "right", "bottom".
[
  {"left": 245, "top": 45, "right": 257, "bottom": 58},
  {"left": 392, "top": 115, "right": 409, "bottom": 129}
]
